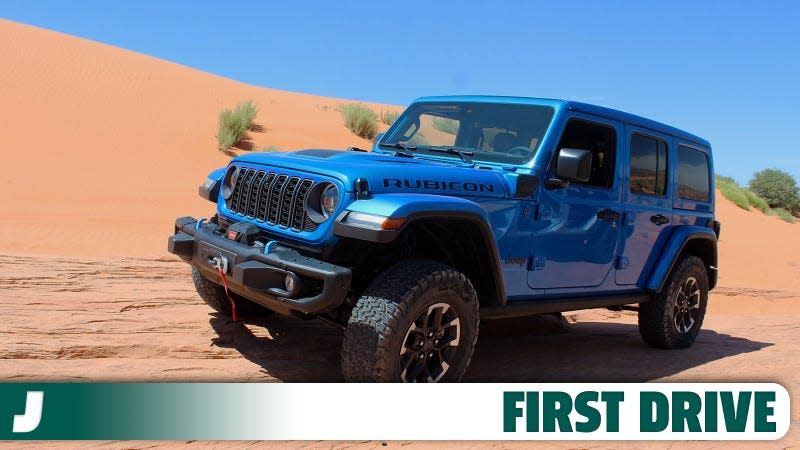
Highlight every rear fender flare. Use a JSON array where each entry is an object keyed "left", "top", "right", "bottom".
[{"left": 645, "top": 226, "right": 718, "bottom": 292}]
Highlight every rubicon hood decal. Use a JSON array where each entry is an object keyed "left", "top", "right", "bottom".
[
  {"left": 233, "top": 149, "right": 508, "bottom": 198},
  {"left": 383, "top": 178, "right": 496, "bottom": 193}
]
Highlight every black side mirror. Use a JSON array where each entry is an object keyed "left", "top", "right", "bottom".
[{"left": 555, "top": 148, "right": 592, "bottom": 183}]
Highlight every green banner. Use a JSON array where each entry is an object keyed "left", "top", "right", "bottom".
[
  {"left": 0, "top": 383, "right": 290, "bottom": 440},
  {"left": 0, "top": 383, "right": 790, "bottom": 440}
]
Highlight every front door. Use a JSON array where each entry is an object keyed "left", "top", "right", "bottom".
[{"left": 528, "top": 115, "right": 623, "bottom": 290}]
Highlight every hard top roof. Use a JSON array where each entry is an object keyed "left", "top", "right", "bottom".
[{"left": 413, "top": 95, "right": 710, "bottom": 148}]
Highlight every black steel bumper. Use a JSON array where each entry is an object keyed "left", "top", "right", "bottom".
[{"left": 168, "top": 216, "right": 351, "bottom": 316}]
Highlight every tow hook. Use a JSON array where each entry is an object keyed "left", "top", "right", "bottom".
[
  {"left": 210, "top": 253, "right": 237, "bottom": 322},
  {"left": 211, "top": 254, "right": 229, "bottom": 274}
]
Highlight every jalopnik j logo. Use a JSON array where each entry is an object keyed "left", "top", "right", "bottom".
[{"left": 13, "top": 391, "right": 43, "bottom": 433}]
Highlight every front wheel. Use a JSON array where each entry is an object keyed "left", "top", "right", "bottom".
[
  {"left": 638, "top": 255, "right": 709, "bottom": 349},
  {"left": 341, "top": 260, "right": 479, "bottom": 382}
]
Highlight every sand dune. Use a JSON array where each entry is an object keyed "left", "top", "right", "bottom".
[{"left": 0, "top": 19, "right": 395, "bottom": 257}]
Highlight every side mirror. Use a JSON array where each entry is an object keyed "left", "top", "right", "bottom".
[{"left": 555, "top": 148, "right": 592, "bottom": 183}]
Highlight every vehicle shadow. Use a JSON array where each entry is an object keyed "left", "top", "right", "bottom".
[
  {"left": 209, "top": 313, "right": 344, "bottom": 381},
  {"left": 209, "top": 313, "right": 772, "bottom": 382},
  {"left": 467, "top": 317, "right": 773, "bottom": 382}
]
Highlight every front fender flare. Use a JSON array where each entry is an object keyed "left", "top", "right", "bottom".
[{"left": 334, "top": 193, "right": 506, "bottom": 305}]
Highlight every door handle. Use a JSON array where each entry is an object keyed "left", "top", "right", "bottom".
[
  {"left": 650, "top": 214, "right": 670, "bottom": 226},
  {"left": 597, "top": 209, "right": 620, "bottom": 221}
]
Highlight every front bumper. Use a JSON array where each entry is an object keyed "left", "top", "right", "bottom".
[{"left": 168, "top": 216, "right": 351, "bottom": 316}]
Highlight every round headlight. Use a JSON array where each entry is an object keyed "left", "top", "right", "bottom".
[
  {"left": 321, "top": 184, "right": 339, "bottom": 217},
  {"left": 221, "top": 166, "right": 238, "bottom": 200}
]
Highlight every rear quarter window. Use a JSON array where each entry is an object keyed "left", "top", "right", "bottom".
[
  {"left": 677, "top": 145, "right": 710, "bottom": 202},
  {"left": 630, "top": 133, "right": 668, "bottom": 196}
]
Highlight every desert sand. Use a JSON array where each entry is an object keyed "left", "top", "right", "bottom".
[
  {"left": 0, "top": 19, "right": 798, "bottom": 449},
  {"left": 0, "top": 19, "right": 396, "bottom": 258}
]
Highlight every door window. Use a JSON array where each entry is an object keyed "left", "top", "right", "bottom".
[
  {"left": 554, "top": 119, "right": 617, "bottom": 188},
  {"left": 630, "top": 133, "right": 668, "bottom": 196}
]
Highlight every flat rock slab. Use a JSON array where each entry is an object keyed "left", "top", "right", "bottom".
[{"left": 1, "top": 254, "right": 799, "bottom": 448}]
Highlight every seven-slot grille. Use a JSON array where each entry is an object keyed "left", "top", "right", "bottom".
[{"left": 227, "top": 168, "right": 317, "bottom": 231}]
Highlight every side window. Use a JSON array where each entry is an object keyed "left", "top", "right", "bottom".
[
  {"left": 630, "top": 133, "right": 668, "bottom": 196},
  {"left": 555, "top": 119, "right": 617, "bottom": 187},
  {"left": 677, "top": 145, "right": 710, "bottom": 202}
]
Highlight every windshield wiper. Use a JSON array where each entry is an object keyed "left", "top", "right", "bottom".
[
  {"left": 378, "top": 142, "right": 417, "bottom": 158},
  {"left": 426, "top": 147, "right": 475, "bottom": 164}
]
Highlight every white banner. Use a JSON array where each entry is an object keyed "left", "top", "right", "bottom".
[{"left": 233, "top": 382, "right": 791, "bottom": 440}]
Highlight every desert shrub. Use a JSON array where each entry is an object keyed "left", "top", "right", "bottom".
[
  {"left": 340, "top": 103, "right": 378, "bottom": 139},
  {"left": 786, "top": 196, "right": 800, "bottom": 218},
  {"left": 743, "top": 189, "right": 770, "bottom": 213},
  {"left": 380, "top": 110, "right": 399, "bottom": 125},
  {"left": 715, "top": 175, "right": 749, "bottom": 210},
  {"left": 262, "top": 145, "right": 281, "bottom": 152},
  {"left": 715, "top": 175, "right": 737, "bottom": 185},
  {"left": 217, "top": 100, "right": 259, "bottom": 154},
  {"left": 749, "top": 169, "right": 800, "bottom": 210},
  {"left": 432, "top": 117, "right": 459, "bottom": 135},
  {"left": 769, "top": 208, "right": 796, "bottom": 224}
]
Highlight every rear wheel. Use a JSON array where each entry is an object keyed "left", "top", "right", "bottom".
[
  {"left": 638, "top": 255, "right": 708, "bottom": 349},
  {"left": 341, "top": 260, "right": 479, "bottom": 382},
  {"left": 191, "top": 268, "right": 273, "bottom": 317}
]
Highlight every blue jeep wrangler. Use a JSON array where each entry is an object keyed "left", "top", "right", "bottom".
[{"left": 168, "top": 96, "right": 720, "bottom": 382}]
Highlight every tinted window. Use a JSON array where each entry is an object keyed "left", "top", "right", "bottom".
[
  {"left": 555, "top": 119, "right": 617, "bottom": 187},
  {"left": 384, "top": 102, "right": 555, "bottom": 164},
  {"left": 630, "top": 133, "right": 668, "bottom": 196},
  {"left": 413, "top": 113, "right": 457, "bottom": 147},
  {"left": 678, "top": 145, "right": 710, "bottom": 201}
]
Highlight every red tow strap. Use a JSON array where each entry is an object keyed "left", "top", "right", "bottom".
[{"left": 217, "top": 266, "right": 238, "bottom": 322}]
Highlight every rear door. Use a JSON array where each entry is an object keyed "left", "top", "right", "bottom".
[{"left": 615, "top": 126, "right": 673, "bottom": 286}]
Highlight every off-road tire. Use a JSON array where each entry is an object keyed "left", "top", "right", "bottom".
[
  {"left": 191, "top": 268, "right": 272, "bottom": 317},
  {"left": 341, "top": 260, "right": 479, "bottom": 382},
  {"left": 638, "top": 255, "right": 708, "bottom": 349}
]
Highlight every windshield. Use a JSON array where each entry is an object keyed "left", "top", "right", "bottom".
[{"left": 381, "top": 102, "right": 555, "bottom": 164}]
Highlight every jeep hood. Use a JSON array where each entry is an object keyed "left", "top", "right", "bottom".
[{"left": 233, "top": 149, "right": 510, "bottom": 198}]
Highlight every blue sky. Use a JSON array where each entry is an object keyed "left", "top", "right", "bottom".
[{"left": 2, "top": 0, "right": 798, "bottom": 183}]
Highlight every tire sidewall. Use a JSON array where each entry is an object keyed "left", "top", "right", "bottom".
[
  {"left": 663, "top": 256, "right": 709, "bottom": 347},
  {"left": 341, "top": 260, "right": 479, "bottom": 382}
]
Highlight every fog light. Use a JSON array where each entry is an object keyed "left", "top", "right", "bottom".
[{"left": 285, "top": 272, "right": 299, "bottom": 294}]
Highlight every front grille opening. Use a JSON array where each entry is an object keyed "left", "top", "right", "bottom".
[{"left": 227, "top": 169, "right": 318, "bottom": 232}]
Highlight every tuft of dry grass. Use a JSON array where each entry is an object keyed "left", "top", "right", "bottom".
[
  {"left": 715, "top": 175, "right": 750, "bottom": 210},
  {"left": 339, "top": 103, "right": 378, "bottom": 140},
  {"left": 217, "top": 100, "right": 260, "bottom": 155},
  {"left": 380, "top": 110, "right": 399, "bottom": 125},
  {"left": 770, "top": 208, "right": 796, "bottom": 223}
]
